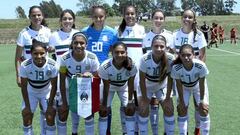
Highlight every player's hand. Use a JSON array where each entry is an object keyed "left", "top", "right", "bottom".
[
  {"left": 82, "top": 72, "right": 93, "bottom": 78},
  {"left": 58, "top": 104, "right": 69, "bottom": 121},
  {"left": 199, "top": 102, "right": 209, "bottom": 116},
  {"left": 99, "top": 104, "right": 108, "bottom": 117},
  {"left": 46, "top": 105, "right": 56, "bottom": 117},
  {"left": 125, "top": 102, "right": 135, "bottom": 116},
  {"left": 16, "top": 76, "right": 21, "bottom": 87},
  {"left": 177, "top": 101, "right": 187, "bottom": 116},
  {"left": 22, "top": 107, "right": 32, "bottom": 117},
  {"left": 162, "top": 98, "right": 174, "bottom": 115},
  {"left": 139, "top": 97, "right": 150, "bottom": 117}
]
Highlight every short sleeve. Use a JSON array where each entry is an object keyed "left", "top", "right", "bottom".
[
  {"left": 19, "top": 64, "right": 27, "bottom": 78},
  {"left": 130, "top": 64, "right": 138, "bottom": 77},
  {"left": 139, "top": 57, "right": 147, "bottom": 73},
  {"left": 199, "top": 63, "right": 209, "bottom": 78},
  {"left": 91, "top": 57, "right": 100, "bottom": 73},
  {"left": 170, "top": 65, "right": 180, "bottom": 79},
  {"left": 98, "top": 65, "right": 109, "bottom": 80}
]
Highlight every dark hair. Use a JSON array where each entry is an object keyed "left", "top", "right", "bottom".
[
  {"left": 151, "top": 9, "right": 165, "bottom": 19},
  {"left": 70, "top": 32, "right": 88, "bottom": 49},
  {"left": 183, "top": 9, "right": 198, "bottom": 43},
  {"left": 60, "top": 9, "right": 76, "bottom": 28},
  {"left": 151, "top": 35, "right": 168, "bottom": 83},
  {"left": 90, "top": 5, "right": 107, "bottom": 27},
  {"left": 173, "top": 44, "right": 194, "bottom": 65},
  {"left": 112, "top": 41, "right": 133, "bottom": 71},
  {"left": 29, "top": 6, "right": 48, "bottom": 27},
  {"left": 118, "top": 5, "right": 136, "bottom": 36},
  {"left": 31, "top": 39, "right": 48, "bottom": 52}
]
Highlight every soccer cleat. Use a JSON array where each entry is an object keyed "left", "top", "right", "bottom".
[
  {"left": 194, "top": 128, "right": 200, "bottom": 135},
  {"left": 72, "top": 133, "right": 78, "bottom": 135},
  {"left": 106, "top": 131, "right": 111, "bottom": 135}
]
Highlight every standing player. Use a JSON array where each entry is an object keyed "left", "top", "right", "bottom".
[
  {"left": 19, "top": 39, "right": 58, "bottom": 135},
  {"left": 218, "top": 26, "right": 224, "bottom": 44},
  {"left": 171, "top": 44, "right": 210, "bottom": 135},
  {"left": 81, "top": 6, "right": 117, "bottom": 134},
  {"left": 200, "top": 21, "right": 210, "bottom": 44},
  {"left": 171, "top": 9, "right": 207, "bottom": 135},
  {"left": 117, "top": 5, "right": 145, "bottom": 134},
  {"left": 48, "top": 9, "right": 79, "bottom": 135},
  {"left": 142, "top": 9, "right": 173, "bottom": 135},
  {"left": 15, "top": 6, "right": 51, "bottom": 135},
  {"left": 59, "top": 32, "right": 99, "bottom": 135},
  {"left": 138, "top": 35, "right": 175, "bottom": 135},
  {"left": 98, "top": 41, "right": 137, "bottom": 135},
  {"left": 230, "top": 27, "right": 237, "bottom": 45}
]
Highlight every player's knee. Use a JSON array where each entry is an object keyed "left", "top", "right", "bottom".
[
  {"left": 46, "top": 111, "right": 56, "bottom": 126},
  {"left": 58, "top": 109, "right": 69, "bottom": 122},
  {"left": 138, "top": 106, "right": 149, "bottom": 117},
  {"left": 99, "top": 107, "right": 109, "bottom": 117},
  {"left": 177, "top": 106, "right": 187, "bottom": 117},
  {"left": 163, "top": 106, "right": 174, "bottom": 117},
  {"left": 22, "top": 110, "right": 33, "bottom": 126},
  {"left": 150, "top": 97, "right": 159, "bottom": 108},
  {"left": 124, "top": 106, "right": 135, "bottom": 116}
]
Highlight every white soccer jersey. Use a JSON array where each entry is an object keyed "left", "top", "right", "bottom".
[
  {"left": 49, "top": 29, "right": 79, "bottom": 64},
  {"left": 60, "top": 50, "right": 99, "bottom": 80},
  {"left": 118, "top": 24, "right": 145, "bottom": 67},
  {"left": 171, "top": 59, "right": 209, "bottom": 89},
  {"left": 142, "top": 29, "right": 173, "bottom": 53},
  {"left": 98, "top": 58, "right": 137, "bottom": 91},
  {"left": 17, "top": 25, "right": 51, "bottom": 59},
  {"left": 139, "top": 52, "right": 174, "bottom": 92},
  {"left": 171, "top": 28, "right": 207, "bottom": 56},
  {"left": 19, "top": 57, "right": 58, "bottom": 96}
]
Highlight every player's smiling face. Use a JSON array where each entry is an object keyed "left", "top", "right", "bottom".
[
  {"left": 124, "top": 6, "right": 136, "bottom": 26},
  {"left": 152, "top": 39, "right": 166, "bottom": 57},
  {"left": 29, "top": 8, "right": 43, "bottom": 26},
  {"left": 153, "top": 11, "right": 165, "bottom": 28},
  {"left": 182, "top": 10, "right": 195, "bottom": 28},
  {"left": 72, "top": 36, "right": 87, "bottom": 54},
  {"left": 92, "top": 8, "right": 106, "bottom": 28},
  {"left": 32, "top": 46, "right": 47, "bottom": 67},
  {"left": 180, "top": 48, "right": 194, "bottom": 66},
  {"left": 61, "top": 12, "right": 74, "bottom": 32},
  {"left": 112, "top": 45, "right": 127, "bottom": 65}
]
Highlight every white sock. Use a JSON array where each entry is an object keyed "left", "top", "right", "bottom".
[
  {"left": 137, "top": 115, "right": 148, "bottom": 135},
  {"left": 71, "top": 112, "right": 80, "bottom": 134},
  {"left": 125, "top": 115, "right": 135, "bottom": 135},
  {"left": 200, "top": 115, "right": 210, "bottom": 135},
  {"left": 40, "top": 111, "right": 46, "bottom": 135},
  {"left": 164, "top": 115, "right": 175, "bottom": 135},
  {"left": 57, "top": 118, "right": 67, "bottom": 135},
  {"left": 178, "top": 115, "right": 188, "bottom": 135},
  {"left": 120, "top": 106, "right": 126, "bottom": 134},
  {"left": 99, "top": 116, "right": 108, "bottom": 135},
  {"left": 134, "top": 112, "right": 139, "bottom": 133},
  {"left": 85, "top": 117, "right": 94, "bottom": 135},
  {"left": 46, "top": 125, "right": 56, "bottom": 135},
  {"left": 23, "top": 125, "right": 33, "bottom": 135},
  {"left": 150, "top": 106, "right": 159, "bottom": 135},
  {"left": 195, "top": 110, "right": 201, "bottom": 128}
]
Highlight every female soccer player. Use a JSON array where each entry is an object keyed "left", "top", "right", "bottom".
[
  {"left": 98, "top": 41, "right": 137, "bottom": 135},
  {"left": 218, "top": 25, "right": 224, "bottom": 44},
  {"left": 81, "top": 6, "right": 118, "bottom": 134},
  {"left": 142, "top": 9, "right": 173, "bottom": 134},
  {"left": 117, "top": 5, "right": 145, "bottom": 134},
  {"left": 15, "top": 5, "right": 51, "bottom": 135},
  {"left": 19, "top": 39, "right": 58, "bottom": 135},
  {"left": 48, "top": 9, "right": 79, "bottom": 135},
  {"left": 59, "top": 32, "right": 99, "bottom": 135},
  {"left": 171, "top": 44, "right": 210, "bottom": 135},
  {"left": 230, "top": 27, "right": 237, "bottom": 45},
  {"left": 138, "top": 35, "right": 175, "bottom": 135},
  {"left": 171, "top": 9, "right": 207, "bottom": 135}
]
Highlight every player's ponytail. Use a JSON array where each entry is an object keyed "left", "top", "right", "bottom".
[{"left": 123, "top": 56, "right": 133, "bottom": 71}]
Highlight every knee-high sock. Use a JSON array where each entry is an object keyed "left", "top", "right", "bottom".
[
  {"left": 178, "top": 115, "right": 188, "bottom": 135},
  {"left": 71, "top": 112, "right": 80, "bottom": 134},
  {"left": 46, "top": 125, "right": 56, "bottom": 135},
  {"left": 200, "top": 115, "right": 210, "bottom": 135},
  {"left": 57, "top": 118, "right": 67, "bottom": 135},
  {"left": 150, "top": 106, "right": 159, "bottom": 135},
  {"left": 195, "top": 110, "right": 200, "bottom": 128},
  {"left": 40, "top": 110, "right": 46, "bottom": 135},
  {"left": 120, "top": 106, "right": 126, "bottom": 134},
  {"left": 23, "top": 125, "right": 33, "bottom": 135},
  {"left": 134, "top": 112, "right": 139, "bottom": 133},
  {"left": 85, "top": 117, "right": 94, "bottom": 135},
  {"left": 99, "top": 116, "right": 108, "bottom": 135},
  {"left": 137, "top": 115, "right": 148, "bottom": 135},
  {"left": 164, "top": 115, "right": 175, "bottom": 135},
  {"left": 125, "top": 115, "right": 135, "bottom": 135}
]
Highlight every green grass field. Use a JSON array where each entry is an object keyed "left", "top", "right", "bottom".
[{"left": 0, "top": 42, "right": 239, "bottom": 135}]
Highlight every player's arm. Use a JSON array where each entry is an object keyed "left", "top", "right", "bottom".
[
  {"left": 48, "top": 76, "right": 58, "bottom": 106},
  {"left": 21, "top": 77, "right": 30, "bottom": 108},
  {"left": 199, "top": 77, "right": 205, "bottom": 103},
  {"left": 127, "top": 75, "right": 135, "bottom": 101},
  {"left": 166, "top": 74, "right": 173, "bottom": 99},
  {"left": 101, "top": 79, "right": 109, "bottom": 107},
  {"left": 199, "top": 47, "right": 206, "bottom": 62},
  {"left": 139, "top": 70, "right": 147, "bottom": 100},
  {"left": 15, "top": 46, "right": 24, "bottom": 87},
  {"left": 59, "top": 67, "right": 68, "bottom": 106}
]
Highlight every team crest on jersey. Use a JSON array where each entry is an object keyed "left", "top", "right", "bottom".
[
  {"left": 46, "top": 70, "right": 52, "bottom": 77},
  {"left": 80, "top": 92, "right": 88, "bottom": 102},
  {"left": 102, "top": 35, "right": 108, "bottom": 42},
  {"left": 85, "top": 65, "right": 90, "bottom": 70}
]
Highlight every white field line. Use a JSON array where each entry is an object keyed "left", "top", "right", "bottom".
[
  {"left": 211, "top": 48, "right": 240, "bottom": 56},
  {"left": 207, "top": 55, "right": 239, "bottom": 57}
]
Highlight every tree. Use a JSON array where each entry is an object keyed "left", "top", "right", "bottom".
[
  {"left": 16, "top": 6, "right": 27, "bottom": 18},
  {"left": 76, "top": 0, "right": 103, "bottom": 15},
  {"left": 40, "top": 0, "right": 62, "bottom": 18},
  {"left": 103, "top": 3, "right": 115, "bottom": 16},
  {"left": 225, "top": 0, "right": 237, "bottom": 14},
  {"left": 156, "top": 0, "right": 178, "bottom": 16}
]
